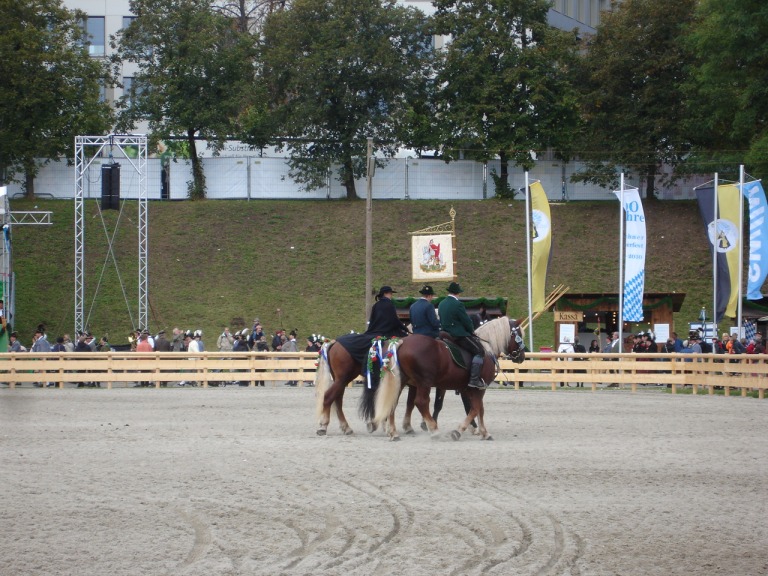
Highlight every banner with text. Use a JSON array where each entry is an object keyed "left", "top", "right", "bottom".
[
  {"left": 740, "top": 180, "right": 768, "bottom": 300},
  {"left": 613, "top": 188, "right": 646, "bottom": 322}
]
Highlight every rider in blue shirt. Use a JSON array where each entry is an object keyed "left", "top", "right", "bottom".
[{"left": 409, "top": 285, "right": 440, "bottom": 338}]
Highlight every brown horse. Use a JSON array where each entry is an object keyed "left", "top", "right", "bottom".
[
  {"left": 314, "top": 341, "right": 363, "bottom": 436},
  {"left": 315, "top": 333, "right": 400, "bottom": 436},
  {"left": 370, "top": 317, "right": 525, "bottom": 441}
]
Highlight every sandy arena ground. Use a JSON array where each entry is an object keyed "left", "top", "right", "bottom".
[{"left": 1, "top": 385, "right": 766, "bottom": 576}]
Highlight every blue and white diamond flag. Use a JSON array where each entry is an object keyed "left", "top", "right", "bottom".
[{"left": 613, "top": 188, "right": 646, "bottom": 322}]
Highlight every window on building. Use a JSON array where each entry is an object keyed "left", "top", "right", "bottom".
[
  {"left": 123, "top": 76, "right": 135, "bottom": 106},
  {"left": 121, "top": 16, "right": 151, "bottom": 56},
  {"left": 123, "top": 76, "right": 147, "bottom": 107},
  {"left": 81, "top": 16, "right": 105, "bottom": 56}
]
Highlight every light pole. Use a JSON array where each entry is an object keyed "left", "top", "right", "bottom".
[{"left": 365, "top": 137, "right": 373, "bottom": 321}]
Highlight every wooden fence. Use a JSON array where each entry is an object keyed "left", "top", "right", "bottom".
[
  {"left": 0, "top": 351, "right": 766, "bottom": 398},
  {"left": 498, "top": 352, "right": 768, "bottom": 398}
]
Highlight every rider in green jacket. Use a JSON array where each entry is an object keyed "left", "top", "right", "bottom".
[{"left": 437, "top": 282, "right": 487, "bottom": 388}]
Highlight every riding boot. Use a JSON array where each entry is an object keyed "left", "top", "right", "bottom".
[{"left": 468, "top": 355, "right": 486, "bottom": 389}]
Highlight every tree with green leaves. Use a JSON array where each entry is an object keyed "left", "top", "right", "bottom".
[
  {"left": 432, "top": 0, "right": 579, "bottom": 197},
  {"left": 0, "top": 0, "right": 113, "bottom": 196},
  {"left": 213, "top": 0, "right": 288, "bottom": 33},
  {"left": 114, "top": 0, "right": 256, "bottom": 199},
  {"left": 252, "top": 0, "right": 433, "bottom": 199},
  {"left": 572, "top": 0, "right": 696, "bottom": 198},
  {"left": 685, "top": 0, "right": 768, "bottom": 178}
]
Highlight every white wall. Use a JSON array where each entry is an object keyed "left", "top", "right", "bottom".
[{"left": 9, "top": 155, "right": 702, "bottom": 201}]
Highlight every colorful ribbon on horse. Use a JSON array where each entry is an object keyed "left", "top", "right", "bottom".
[
  {"left": 384, "top": 340, "right": 400, "bottom": 373},
  {"left": 366, "top": 338, "right": 386, "bottom": 389}
]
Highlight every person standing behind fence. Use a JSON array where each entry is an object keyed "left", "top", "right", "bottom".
[
  {"left": 217, "top": 327, "right": 234, "bottom": 352},
  {"left": 8, "top": 331, "right": 23, "bottom": 353},
  {"left": 671, "top": 332, "right": 684, "bottom": 352},
  {"left": 726, "top": 333, "right": 745, "bottom": 355},
  {"left": 62, "top": 334, "right": 75, "bottom": 352},
  {"left": 248, "top": 323, "right": 265, "bottom": 350},
  {"left": 282, "top": 331, "right": 299, "bottom": 386},
  {"left": 271, "top": 329, "right": 284, "bottom": 352},
  {"left": 602, "top": 332, "right": 620, "bottom": 387},
  {"left": 231, "top": 332, "right": 249, "bottom": 386},
  {"left": 557, "top": 337, "right": 574, "bottom": 387},
  {"left": 193, "top": 330, "right": 205, "bottom": 352},
  {"left": 573, "top": 337, "right": 586, "bottom": 387},
  {"left": 754, "top": 333, "right": 765, "bottom": 353},
  {"left": 30, "top": 329, "right": 52, "bottom": 388},
  {"left": 177, "top": 333, "right": 199, "bottom": 387},
  {"left": 155, "top": 330, "right": 171, "bottom": 352},
  {"left": 681, "top": 331, "right": 702, "bottom": 355},
  {"left": 134, "top": 330, "right": 154, "bottom": 387},
  {"left": 74, "top": 333, "right": 95, "bottom": 387},
  {"left": 51, "top": 336, "right": 66, "bottom": 353},
  {"left": 171, "top": 328, "right": 185, "bottom": 352}
]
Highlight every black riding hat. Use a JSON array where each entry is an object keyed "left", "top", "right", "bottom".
[
  {"left": 376, "top": 285, "right": 396, "bottom": 299},
  {"left": 446, "top": 281, "right": 463, "bottom": 294},
  {"left": 419, "top": 285, "right": 435, "bottom": 296}
]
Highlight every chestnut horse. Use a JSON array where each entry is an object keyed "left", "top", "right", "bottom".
[
  {"left": 314, "top": 341, "right": 363, "bottom": 436},
  {"left": 315, "top": 334, "right": 401, "bottom": 436},
  {"left": 370, "top": 317, "right": 525, "bottom": 441}
]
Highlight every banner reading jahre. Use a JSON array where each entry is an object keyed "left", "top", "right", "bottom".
[{"left": 411, "top": 233, "right": 454, "bottom": 281}]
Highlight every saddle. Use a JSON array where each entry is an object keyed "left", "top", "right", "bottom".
[
  {"left": 438, "top": 332, "right": 479, "bottom": 370},
  {"left": 437, "top": 332, "right": 472, "bottom": 370}
]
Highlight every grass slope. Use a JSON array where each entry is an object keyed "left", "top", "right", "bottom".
[{"left": 10, "top": 197, "right": 712, "bottom": 349}]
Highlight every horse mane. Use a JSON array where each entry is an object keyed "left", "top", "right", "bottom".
[{"left": 475, "top": 316, "right": 511, "bottom": 356}]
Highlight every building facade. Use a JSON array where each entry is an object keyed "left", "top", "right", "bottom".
[{"left": 64, "top": 0, "right": 618, "bottom": 107}]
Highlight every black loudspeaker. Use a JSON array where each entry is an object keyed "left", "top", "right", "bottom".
[{"left": 101, "top": 163, "right": 121, "bottom": 210}]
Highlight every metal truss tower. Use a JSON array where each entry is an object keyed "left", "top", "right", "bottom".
[{"left": 74, "top": 134, "right": 148, "bottom": 335}]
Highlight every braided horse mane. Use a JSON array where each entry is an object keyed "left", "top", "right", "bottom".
[{"left": 474, "top": 316, "right": 513, "bottom": 356}]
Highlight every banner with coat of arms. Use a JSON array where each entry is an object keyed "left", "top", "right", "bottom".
[
  {"left": 696, "top": 184, "right": 740, "bottom": 321},
  {"left": 410, "top": 208, "right": 456, "bottom": 282}
]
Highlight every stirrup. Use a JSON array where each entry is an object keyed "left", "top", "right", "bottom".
[{"left": 468, "top": 378, "right": 488, "bottom": 389}]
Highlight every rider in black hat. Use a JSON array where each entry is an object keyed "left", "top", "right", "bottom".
[
  {"left": 409, "top": 285, "right": 440, "bottom": 338},
  {"left": 438, "top": 281, "right": 487, "bottom": 388},
  {"left": 366, "top": 285, "right": 409, "bottom": 338}
]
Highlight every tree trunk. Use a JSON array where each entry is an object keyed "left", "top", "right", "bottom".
[
  {"left": 24, "top": 162, "right": 35, "bottom": 199},
  {"left": 341, "top": 148, "right": 357, "bottom": 200},
  {"left": 187, "top": 128, "right": 206, "bottom": 200},
  {"left": 499, "top": 150, "right": 509, "bottom": 191},
  {"left": 644, "top": 165, "right": 657, "bottom": 201}
]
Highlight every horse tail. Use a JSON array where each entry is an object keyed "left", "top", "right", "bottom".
[
  {"left": 359, "top": 380, "right": 377, "bottom": 422},
  {"left": 359, "top": 338, "right": 386, "bottom": 422},
  {"left": 314, "top": 342, "right": 333, "bottom": 421},
  {"left": 374, "top": 340, "right": 403, "bottom": 423}
]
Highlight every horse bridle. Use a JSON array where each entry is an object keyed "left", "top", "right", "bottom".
[{"left": 507, "top": 320, "right": 525, "bottom": 363}]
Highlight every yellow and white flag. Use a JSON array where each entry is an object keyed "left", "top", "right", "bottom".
[
  {"left": 530, "top": 182, "right": 552, "bottom": 313},
  {"left": 696, "top": 183, "right": 741, "bottom": 320}
]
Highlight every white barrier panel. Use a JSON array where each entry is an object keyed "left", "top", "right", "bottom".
[{"left": 14, "top": 154, "right": 709, "bottom": 201}]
